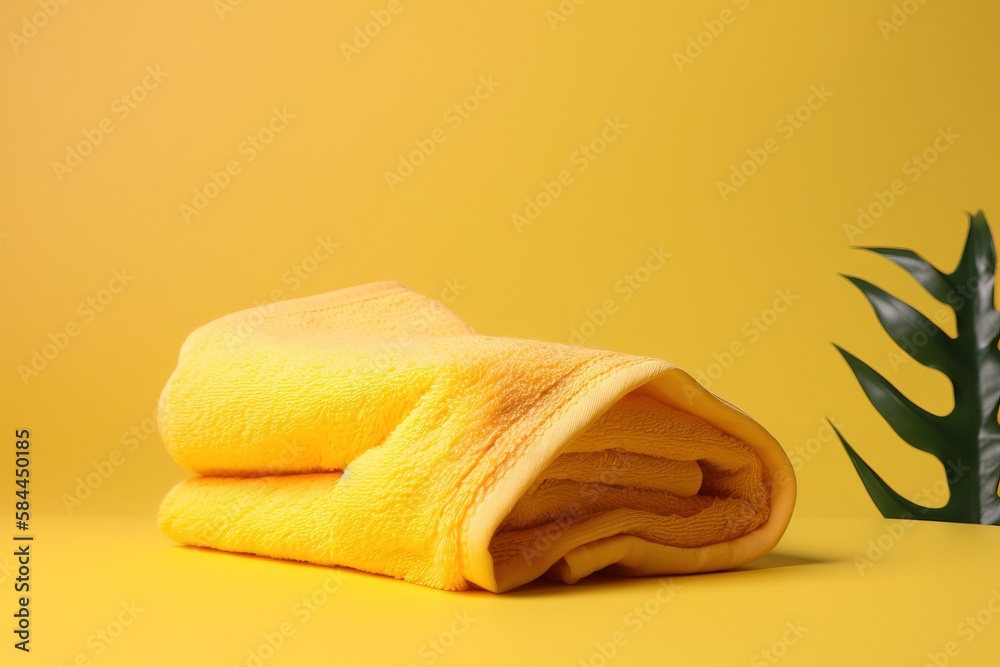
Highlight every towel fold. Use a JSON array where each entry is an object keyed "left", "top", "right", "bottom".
[{"left": 158, "top": 281, "right": 795, "bottom": 592}]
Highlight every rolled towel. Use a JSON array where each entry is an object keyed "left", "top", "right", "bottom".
[{"left": 158, "top": 281, "right": 795, "bottom": 592}]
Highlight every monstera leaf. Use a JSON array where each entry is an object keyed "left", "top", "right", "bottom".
[{"left": 833, "top": 210, "right": 1000, "bottom": 524}]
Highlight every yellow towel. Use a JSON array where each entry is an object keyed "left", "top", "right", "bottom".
[{"left": 158, "top": 281, "right": 795, "bottom": 592}]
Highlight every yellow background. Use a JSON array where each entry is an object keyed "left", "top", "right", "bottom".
[{"left": 2, "top": 0, "right": 999, "bottom": 665}]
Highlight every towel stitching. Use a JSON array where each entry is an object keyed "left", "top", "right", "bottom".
[
  {"left": 457, "top": 355, "right": 643, "bottom": 576},
  {"left": 439, "top": 350, "right": 609, "bottom": 524},
  {"left": 237, "top": 284, "right": 408, "bottom": 326}
]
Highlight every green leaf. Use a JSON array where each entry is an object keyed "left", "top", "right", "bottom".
[
  {"left": 842, "top": 275, "right": 956, "bottom": 374},
  {"left": 949, "top": 211, "right": 1000, "bottom": 525},
  {"left": 836, "top": 211, "right": 1000, "bottom": 525},
  {"left": 858, "top": 246, "right": 954, "bottom": 303},
  {"left": 833, "top": 345, "right": 953, "bottom": 461},
  {"left": 832, "top": 422, "right": 931, "bottom": 519},
  {"left": 953, "top": 211, "right": 997, "bottom": 284}
]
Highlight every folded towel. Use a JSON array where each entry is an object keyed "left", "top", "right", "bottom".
[{"left": 158, "top": 281, "right": 795, "bottom": 592}]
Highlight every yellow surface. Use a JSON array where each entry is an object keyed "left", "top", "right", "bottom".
[
  {"left": 3, "top": 0, "right": 1000, "bottom": 663},
  {"left": 17, "top": 516, "right": 1000, "bottom": 666}
]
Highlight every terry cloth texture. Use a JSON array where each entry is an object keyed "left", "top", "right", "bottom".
[{"left": 158, "top": 281, "right": 796, "bottom": 592}]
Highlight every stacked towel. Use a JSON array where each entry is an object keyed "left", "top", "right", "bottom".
[{"left": 158, "top": 281, "right": 795, "bottom": 592}]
